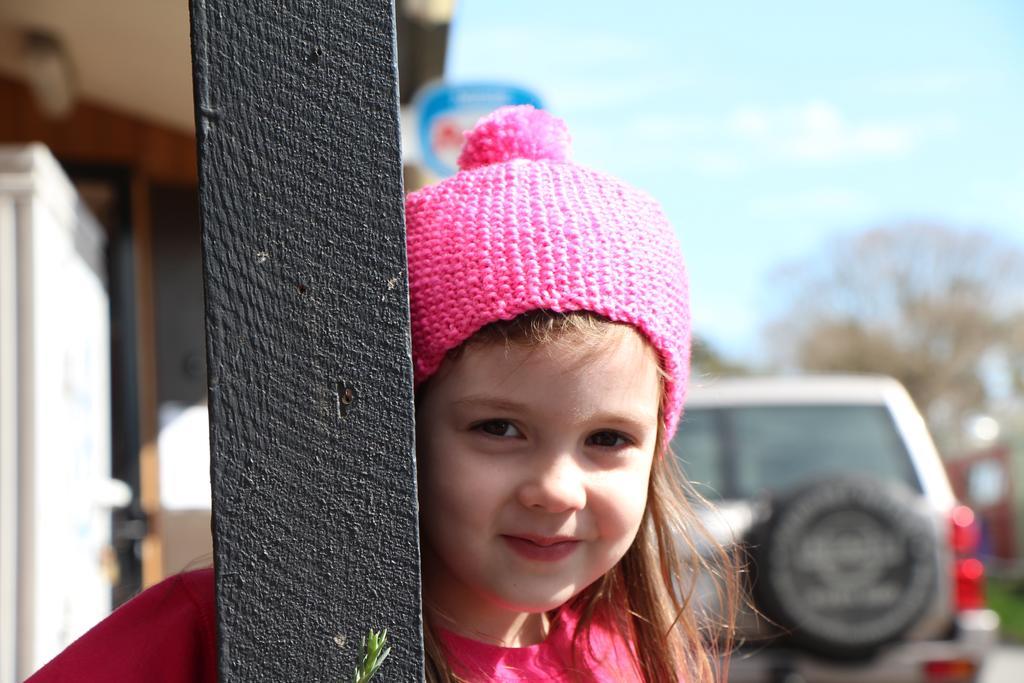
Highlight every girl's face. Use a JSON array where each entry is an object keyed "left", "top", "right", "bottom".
[{"left": 416, "top": 325, "right": 661, "bottom": 640}]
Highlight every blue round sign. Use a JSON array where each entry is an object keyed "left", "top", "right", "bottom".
[{"left": 414, "top": 82, "right": 544, "bottom": 178}]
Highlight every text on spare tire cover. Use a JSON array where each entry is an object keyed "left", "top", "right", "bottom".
[{"left": 767, "top": 481, "right": 937, "bottom": 646}]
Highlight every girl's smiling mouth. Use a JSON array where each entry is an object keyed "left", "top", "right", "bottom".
[{"left": 501, "top": 535, "right": 582, "bottom": 562}]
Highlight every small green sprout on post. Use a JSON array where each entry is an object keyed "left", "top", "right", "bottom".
[{"left": 351, "top": 628, "right": 391, "bottom": 683}]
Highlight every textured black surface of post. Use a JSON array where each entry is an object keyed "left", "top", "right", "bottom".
[{"left": 189, "top": 1, "right": 422, "bottom": 680}]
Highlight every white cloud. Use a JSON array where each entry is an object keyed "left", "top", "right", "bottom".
[
  {"left": 750, "top": 188, "right": 876, "bottom": 217},
  {"left": 730, "top": 108, "right": 770, "bottom": 136},
  {"left": 727, "top": 100, "right": 954, "bottom": 163},
  {"left": 569, "top": 112, "right": 713, "bottom": 175},
  {"left": 452, "top": 26, "right": 656, "bottom": 75},
  {"left": 551, "top": 73, "right": 702, "bottom": 115},
  {"left": 621, "top": 113, "right": 711, "bottom": 142},
  {"left": 686, "top": 152, "right": 747, "bottom": 178},
  {"left": 660, "top": 101, "right": 958, "bottom": 179},
  {"left": 870, "top": 70, "right": 1006, "bottom": 96}
]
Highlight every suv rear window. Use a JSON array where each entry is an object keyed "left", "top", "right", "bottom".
[{"left": 672, "top": 405, "right": 922, "bottom": 500}]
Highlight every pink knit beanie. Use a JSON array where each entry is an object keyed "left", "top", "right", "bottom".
[{"left": 405, "top": 105, "right": 691, "bottom": 438}]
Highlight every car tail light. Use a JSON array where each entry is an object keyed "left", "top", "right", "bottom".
[
  {"left": 955, "top": 558, "right": 985, "bottom": 610},
  {"left": 949, "top": 505, "right": 985, "bottom": 611},
  {"left": 923, "top": 658, "right": 978, "bottom": 681},
  {"left": 950, "top": 505, "right": 979, "bottom": 555}
]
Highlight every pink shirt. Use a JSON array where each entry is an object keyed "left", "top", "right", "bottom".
[
  {"left": 439, "top": 607, "right": 642, "bottom": 682},
  {"left": 29, "top": 569, "right": 645, "bottom": 682},
  {"left": 26, "top": 569, "right": 217, "bottom": 683}
]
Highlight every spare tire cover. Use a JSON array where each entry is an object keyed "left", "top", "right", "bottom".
[{"left": 749, "top": 476, "right": 939, "bottom": 659}]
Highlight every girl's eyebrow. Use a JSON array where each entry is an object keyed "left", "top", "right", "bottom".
[
  {"left": 452, "top": 396, "right": 655, "bottom": 430},
  {"left": 451, "top": 395, "right": 529, "bottom": 413},
  {"left": 579, "top": 410, "right": 658, "bottom": 435}
]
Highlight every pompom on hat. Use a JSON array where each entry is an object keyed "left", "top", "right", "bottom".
[{"left": 405, "top": 105, "right": 691, "bottom": 438}]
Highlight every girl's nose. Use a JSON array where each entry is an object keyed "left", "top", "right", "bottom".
[{"left": 517, "top": 452, "right": 587, "bottom": 513}]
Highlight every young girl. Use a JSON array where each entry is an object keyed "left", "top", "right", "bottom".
[{"left": 27, "top": 106, "right": 738, "bottom": 682}]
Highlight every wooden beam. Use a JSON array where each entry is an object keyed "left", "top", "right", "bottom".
[
  {"left": 189, "top": 0, "right": 422, "bottom": 680},
  {"left": 129, "top": 172, "right": 164, "bottom": 588},
  {"left": 0, "top": 76, "right": 197, "bottom": 185}
]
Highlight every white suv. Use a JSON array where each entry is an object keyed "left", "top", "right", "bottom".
[{"left": 673, "top": 375, "right": 999, "bottom": 683}]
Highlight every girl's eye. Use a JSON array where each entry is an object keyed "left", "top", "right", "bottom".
[
  {"left": 474, "top": 420, "right": 523, "bottom": 438},
  {"left": 587, "top": 431, "right": 632, "bottom": 448}
]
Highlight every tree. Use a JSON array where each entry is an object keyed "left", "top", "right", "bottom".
[
  {"left": 764, "top": 223, "right": 1024, "bottom": 441},
  {"left": 691, "top": 334, "right": 751, "bottom": 378}
]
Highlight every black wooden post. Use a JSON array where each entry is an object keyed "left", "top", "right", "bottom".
[{"left": 189, "top": 1, "right": 422, "bottom": 680}]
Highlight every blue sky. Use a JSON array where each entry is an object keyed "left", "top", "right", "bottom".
[{"left": 445, "top": 1, "right": 1024, "bottom": 364}]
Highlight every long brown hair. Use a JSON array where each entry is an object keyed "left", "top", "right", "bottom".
[{"left": 419, "top": 311, "right": 741, "bottom": 682}]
